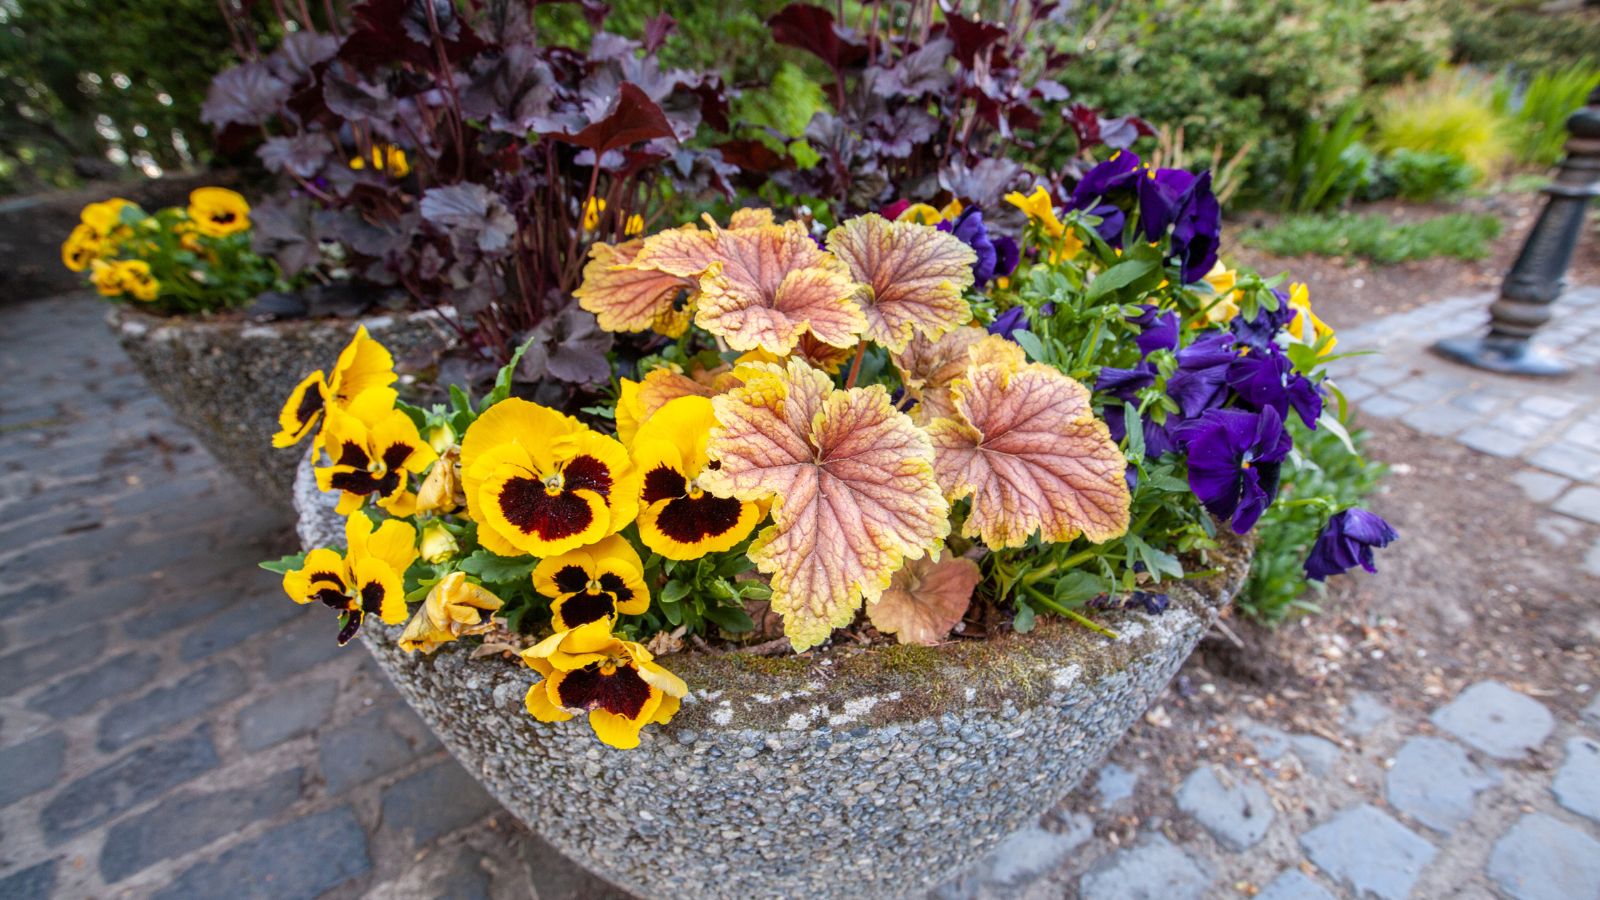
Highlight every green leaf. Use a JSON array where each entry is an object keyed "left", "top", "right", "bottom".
[
  {"left": 1012, "top": 600, "right": 1037, "bottom": 633},
  {"left": 1086, "top": 258, "right": 1157, "bottom": 301},
  {"left": 661, "top": 599, "right": 684, "bottom": 626},
  {"left": 258, "top": 552, "right": 306, "bottom": 575},
  {"left": 1011, "top": 329, "right": 1049, "bottom": 364},
  {"left": 703, "top": 604, "right": 755, "bottom": 633},
  {"left": 739, "top": 581, "right": 773, "bottom": 601},
  {"left": 1317, "top": 411, "right": 1358, "bottom": 456},
  {"left": 457, "top": 549, "right": 537, "bottom": 584},
  {"left": 1052, "top": 571, "right": 1108, "bottom": 605},
  {"left": 485, "top": 336, "right": 535, "bottom": 407},
  {"left": 659, "top": 580, "right": 692, "bottom": 605},
  {"left": 1122, "top": 401, "right": 1145, "bottom": 463},
  {"left": 449, "top": 383, "right": 474, "bottom": 416}
]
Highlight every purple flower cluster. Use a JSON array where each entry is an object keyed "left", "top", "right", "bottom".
[
  {"left": 937, "top": 208, "right": 1019, "bottom": 290},
  {"left": 1068, "top": 151, "right": 1220, "bottom": 284}
]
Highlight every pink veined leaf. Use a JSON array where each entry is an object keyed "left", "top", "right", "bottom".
[
  {"left": 700, "top": 359, "right": 950, "bottom": 652},
  {"left": 890, "top": 325, "right": 987, "bottom": 425},
  {"left": 574, "top": 238, "right": 696, "bottom": 333},
  {"left": 866, "top": 555, "right": 981, "bottom": 646},
  {"left": 928, "top": 338, "right": 1132, "bottom": 549},
  {"left": 827, "top": 214, "right": 976, "bottom": 354}
]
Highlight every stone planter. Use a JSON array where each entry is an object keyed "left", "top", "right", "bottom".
[
  {"left": 110, "top": 305, "right": 453, "bottom": 508},
  {"left": 294, "top": 458, "right": 1248, "bottom": 900}
]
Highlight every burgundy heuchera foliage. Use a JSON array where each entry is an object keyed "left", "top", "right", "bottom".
[{"left": 203, "top": 0, "right": 738, "bottom": 389}]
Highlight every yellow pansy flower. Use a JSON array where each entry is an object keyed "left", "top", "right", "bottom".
[
  {"left": 531, "top": 534, "right": 650, "bottom": 631},
  {"left": 314, "top": 387, "right": 437, "bottom": 516},
  {"left": 80, "top": 198, "right": 134, "bottom": 238},
  {"left": 61, "top": 224, "right": 101, "bottom": 272},
  {"left": 1004, "top": 186, "right": 1064, "bottom": 237},
  {"left": 1198, "top": 261, "right": 1242, "bottom": 326},
  {"left": 583, "top": 197, "right": 606, "bottom": 231},
  {"left": 187, "top": 187, "right": 251, "bottom": 238},
  {"left": 631, "top": 395, "right": 761, "bottom": 560},
  {"left": 273, "top": 326, "right": 398, "bottom": 449},
  {"left": 1285, "top": 282, "right": 1336, "bottom": 354},
  {"left": 349, "top": 144, "right": 412, "bottom": 178},
  {"left": 283, "top": 513, "right": 418, "bottom": 645},
  {"left": 625, "top": 213, "right": 645, "bottom": 236},
  {"left": 521, "top": 619, "right": 688, "bottom": 749}
]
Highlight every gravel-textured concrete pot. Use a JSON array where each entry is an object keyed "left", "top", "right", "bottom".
[
  {"left": 294, "top": 458, "right": 1248, "bottom": 900},
  {"left": 110, "top": 305, "right": 453, "bottom": 508}
]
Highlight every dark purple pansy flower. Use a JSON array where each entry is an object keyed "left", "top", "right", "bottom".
[
  {"left": 1096, "top": 361, "right": 1157, "bottom": 402},
  {"left": 1128, "top": 304, "right": 1179, "bottom": 356},
  {"left": 1105, "top": 404, "right": 1182, "bottom": 459},
  {"left": 1182, "top": 406, "right": 1292, "bottom": 534},
  {"left": 1231, "top": 288, "right": 1296, "bottom": 352},
  {"left": 1137, "top": 167, "right": 1199, "bottom": 243},
  {"left": 988, "top": 306, "right": 1029, "bottom": 341},
  {"left": 1070, "top": 150, "right": 1143, "bottom": 211},
  {"left": 938, "top": 207, "right": 999, "bottom": 287},
  {"left": 1086, "top": 203, "right": 1126, "bottom": 246},
  {"left": 1170, "top": 171, "right": 1220, "bottom": 283},
  {"left": 1304, "top": 508, "right": 1399, "bottom": 581},
  {"left": 1165, "top": 331, "right": 1237, "bottom": 418},
  {"left": 1226, "top": 345, "right": 1324, "bottom": 429},
  {"left": 993, "top": 235, "right": 1020, "bottom": 279}
]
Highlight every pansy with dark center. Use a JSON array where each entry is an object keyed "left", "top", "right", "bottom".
[
  {"left": 282, "top": 514, "right": 417, "bottom": 645},
  {"left": 271, "top": 326, "right": 397, "bottom": 451},
  {"left": 460, "top": 398, "right": 639, "bottom": 558},
  {"left": 1180, "top": 406, "right": 1292, "bottom": 534},
  {"left": 531, "top": 535, "right": 650, "bottom": 630},
  {"left": 314, "top": 388, "right": 437, "bottom": 516},
  {"left": 630, "top": 395, "right": 761, "bottom": 560},
  {"left": 521, "top": 620, "right": 688, "bottom": 750}
]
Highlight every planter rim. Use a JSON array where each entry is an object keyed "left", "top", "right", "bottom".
[{"left": 107, "top": 302, "right": 457, "bottom": 341}]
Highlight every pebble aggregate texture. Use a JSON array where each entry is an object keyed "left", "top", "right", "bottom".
[
  {"left": 106, "top": 304, "right": 453, "bottom": 507},
  {"left": 297, "top": 459, "right": 1251, "bottom": 900}
]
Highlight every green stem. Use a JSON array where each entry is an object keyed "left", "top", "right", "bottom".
[
  {"left": 1026, "top": 587, "right": 1120, "bottom": 639},
  {"left": 1020, "top": 546, "right": 1101, "bottom": 586}
]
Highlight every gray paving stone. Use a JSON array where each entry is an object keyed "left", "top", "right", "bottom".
[
  {"left": 1586, "top": 694, "right": 1600, "bottom": 727},
  {"left": 99, "top": 768, "right": 305, "bottom": 883},
  {"left": 0, "top": 580, "right": 68, "bottom": 618},
  {"left": 1095, "top": 763, "right": 1138, "bottom": 807},
  {"left": 0, "top": 627, "right": 106, "bottom": 695},
  {"left": 982, "top": 818, "right": 1092, "bottom": 887},
  {"left": 1511, "top": 469, "right": 1572, "bottom": 504},
  {"left": 1552, "top": 485, "right": 1600, "bottom": 524},
  {"left": 1401, "top": 403, "right": 1477, "bottom": 437},
  {"left": 237, "top": 679, "right": 339, "bottom": 752},
  {"left": 1487, "top": 813, "right": 1600, "bottom": 900},
  {"left": 1431, "top": 680, "right": 1554, "bottom": 759},
  {"left": 0, "top": 859, "right": 57, "bottom": 899},
  {"left": 97, "top": 659, "right": 248, "bottom": 752},
  {"left": 1552, "top": 736, "right": 1600, "bottom": 825},
  {"left": 1450, "top": 390, "right": 1509, "bottom": 414},
  {"left": 381, "top": 759, "right": 501, "bottom": 847},
  {"left": 1457, "top": 425, "right": 1530, "bottom": 458},
  {"left": 1529, "top": 444, "right": 1600, "bottom": 482},
  {"left": 152, "top": 805, "right": 370, "bottom": 900},
  {"left": 1257, "top": 869, "right": 1337, "bottom": 900},
  {"left": 0, "top": 731, "right": 65, "bottom": 808},
  {"left": 178, "top": 594, "right": 304, "bottom": 662},
  {"left": 1523, "top": 395, "right": 1581, "bottom": 418},
  {"left": 1385, "top": 736, "right": 1498, "bottom": 833},
  {"left": 1243, "top": 722, "right": 1340, "bottom": 775},
  {"left": 120, "top": 582, "right": 238, "bottom": 640},
  {"left": 319, "top": 707, "right": 439, "bottom": 795},
  {"left": 1079, "top": 834, "right": 1211, "bottom": 900},
  {"left": 262, "top": 610, "right": 348, "bottom": 679},
  {"left": 1176, "top": 765, "right": 1274, "bottom": 850},
  {"left": 1356, "top": 394, "right": 1412, "bottom": 420},
  {"left": 1570, "top": 422, "right": 1600, "bottom": 453},
  {"left": 1345, "top": 692, "right": 1390, "bottom": 737},
  {"left": 26, "top": 651, "right": 161, "bottom": 718},
  {"left": 40, "top": 726, "right": 220, "bottom": 844},
  {"left": 1333, "top": 378, "right": 1378, "bottom": 403},
  {"left": 1359, "top": 364, "right": 1412, "bottom": 388},
  {"left": 1502, "top": 411, "right": 1556, "bottom": 439},
  {"left": 1299, "top": 804, "right": 1436, "bottom": 900},
  {"left": 1538, "top": 515, "right": 1586, "bottom": 548},
  {"left": 1386, "top": 376, "right": 1458, "bottom": 406}
]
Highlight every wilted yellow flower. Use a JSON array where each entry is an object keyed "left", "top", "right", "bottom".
[
  {"left": 521, "top": 619, "right": 687, "bottom": 749},
  {"left": 417, "top": 519, "right": 460, "bottom": 564},
  {"left": 349, "top": 144, "right": 412, "bottom": 178},
  {"left": 414, "top": 450, "right": 462, "bottom": 514},
  {"left": 397, "top": 571, "right": 501, "bottom": 653},
  {"left": 1285, "top": 282, "right": 1336, "bottom": 354},
  {"left": 188, "top": 187, "right": 250, "bottom": 238},
  {"left": 61, "top": 224, "right": 101, "bottom": 272}
]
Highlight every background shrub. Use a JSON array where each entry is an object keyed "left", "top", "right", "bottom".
[
  {"left": 1491, "top": 64, "right": 1600, "bottom": 167},
  {"left": 1442, "top": 0, "right": 1600, "bottom": 72},
  {"left": 1373, "top": 70, "right": 1511, "bottom": 180}
]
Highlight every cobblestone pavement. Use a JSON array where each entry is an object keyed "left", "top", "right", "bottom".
[
  {"left": 0, "top": 295, "right": 617, "bottom": 899},
  {"left": 3, "top": 289, "right": 1598, "bottom": 900}
]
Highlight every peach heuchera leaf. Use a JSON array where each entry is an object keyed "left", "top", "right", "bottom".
[
  {"left": 692, "top": 222, "right": 865, "bottom": 355},
  {"left": 827, "top": 214, "right": 976, "bottom": 353},
  {"left": 700, "top": 359, "right": 951, "bottom": 652},
  {"left": 928, "top": 338, "right": 1131, "bottom": 549},
  {"left": 890, "top": 325, "right": 986, "bottom": 425},
  {"left": 866, "top": 555, "right": 981, "bottom": 646},
  {"left": 574, "top": 238, "right": 696, "bottom": 334}
]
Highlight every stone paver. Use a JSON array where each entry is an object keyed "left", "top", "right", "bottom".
[
  {"left": 1431, "top": 680, "right": 1555, "bottom": 759},
  {"left": 1299, "top": 804, "right": 1436, "bottom": 900},
  {"left": 1385, "top": 736, "right": 1498, "bottom": 833},
  {"left": 0, "top": 730, "right": 65, "bottom": 808},
  {"left": 1487, "top": 813, "right": 1600, "bottom": 900},
  {"left": 151, "top": 805, "right": 371, "bottom": 900},
  {"left": 1510, "top": 469, "right": 1571, "bottom": 504},
  {"left": 1257, "top": 869, "right": 1337, "bottom": 900},
  {"left": 1551, "top": 485, "right": 1600, "bottom": 524},
  {"left": 1176, "top": 766, "right": 1273, "bottom": 850},
  {"left": 1094, "top": 763, "right": 1137, "bottom": 807},
  {"left": 236, "top": 679, "right": 339, "bottom": 752},
  {"left": 1079, "top": 835, "right": 1211, "bottom": 900},
  {"left": 1552, "top": 737, "right": 1600, "bottom": 824},
  {"left": 1344, "top": 692, "right": 1390, "bottom": 737}
]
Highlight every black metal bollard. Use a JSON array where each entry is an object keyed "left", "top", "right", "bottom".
[{"left": 1433, "top": 85, "right": 1600, "bottom": 377}]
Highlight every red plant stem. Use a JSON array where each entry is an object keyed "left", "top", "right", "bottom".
[
  {"left": 421, "top": 0, "right": 467, "bottom": 181},
  {"left": 843, "top": 341, "right": 868, "bottom": 389}
]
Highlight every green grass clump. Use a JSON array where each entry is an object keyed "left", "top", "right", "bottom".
[
  {"left": 1241, "top": 212, "right": 1503, "bottom": 264},
  {"left": 1375, "top": 69, "right": 1511, "bottom": 180}
]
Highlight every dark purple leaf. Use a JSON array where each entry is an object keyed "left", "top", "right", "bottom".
[
  {"left": 940, "top": 12, "right": 1007, "bottom": 66},
  {"left": 642, "top": 13, "right": 676, "bottom": 54},
  {"left": 552, "top": 82, "right": 675, "bottom": 155},
  {"left": 419, "top": 184, "right": 516, "bottom": 254},
  {"left": 250, "top": 196, "right": 323, "bottom": 277},
  {"left": 323, "top": 73, "right": 398, "bottom": 126},
  {"left": 939, "top": 158, "right": 1026, "bottom": 208},
  {"left": 258, "top": 133, "right": 334, "bottom": 178},
  {"left": 871, "top": 37, "right": 954, "bottom": 97},
  {"left": 201, "top": 63, "right": 290, "bottom": 130},
  {"left": 768, "top": 4, "right": 869, "bottom": 79},
  {"left": 267, "top": 31, "right": 341, "bottom": 85},
  {"left": 519, "top": 305, "right": 614, "bottom": 385}
]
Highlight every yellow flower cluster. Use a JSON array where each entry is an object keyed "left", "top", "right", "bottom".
[
  {"left": 61, "top": 188, "right": 254, "bottom": 307},
  {"left": 348, "top": 143, "right": 412, "bottom": 178}
]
